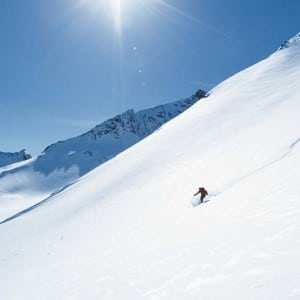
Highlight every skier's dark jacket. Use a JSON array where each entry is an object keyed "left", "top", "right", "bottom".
[{"left": 194, "top": 187, "right": 208, "bottom": 199}]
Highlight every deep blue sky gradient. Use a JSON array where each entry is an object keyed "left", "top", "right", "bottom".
[{"left": 1, "top": 0, "right": 300, "bottom": 155}]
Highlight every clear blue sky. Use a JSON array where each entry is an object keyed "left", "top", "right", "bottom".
[{"left": 1, "top": 0, "right": 299, "bottom": 155}]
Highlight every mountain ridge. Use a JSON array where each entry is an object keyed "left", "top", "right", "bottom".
[{"left": 38, "top": 89, "right": 207, "bottom": 176}]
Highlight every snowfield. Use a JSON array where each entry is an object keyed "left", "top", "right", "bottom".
[{"left": 1, "top": 37, "right": 300, "bottom": 299}]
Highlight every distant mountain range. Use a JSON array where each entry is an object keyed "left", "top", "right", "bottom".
[
  {"left": 38, "top": 89, "right": 207, "bottom": 176},
  {"left": 0, "top": 89, "right": 207, "bottom": 219}
]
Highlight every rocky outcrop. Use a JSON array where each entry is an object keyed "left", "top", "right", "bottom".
[{"left": 278, "top": 32, "right": 300, "bottom": 50}]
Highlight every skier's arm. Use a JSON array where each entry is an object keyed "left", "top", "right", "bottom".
[{"left": 194, "top": 190, "right": 200, "bottom": 196}]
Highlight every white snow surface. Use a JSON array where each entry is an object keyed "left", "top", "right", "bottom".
[{"left": 1, "top": 43, "right": 300, "bottom": 299}]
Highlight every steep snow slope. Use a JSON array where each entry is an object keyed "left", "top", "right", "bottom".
[
  {"left": 0, "top": 149, "right": 31, "bottom": 168},
  {"left": 0, "top": 92, "right": 205, "bottom": 220},
  {"left": 1, "top": 37, "right": 300, "bottom": 299}
]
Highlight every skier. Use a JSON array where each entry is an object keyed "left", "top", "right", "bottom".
[{"left": 194, "top": 187, "right": 208, "bottom": 203}]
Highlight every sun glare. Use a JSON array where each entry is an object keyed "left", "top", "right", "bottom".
[
  {"left": 76, "top": 0, "right": 228, "bottom": 41},
  {"left": 75, "top": 0, "right": 131, "bottom": 36},
  {"left": 112, "top": 0, "right": 123, "bottom": 36}
]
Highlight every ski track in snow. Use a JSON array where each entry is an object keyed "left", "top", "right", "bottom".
[
  {"left": 216, "top": 136, "right": 300, "bottom": 195},
  {"left": 2, "top": 135, "right": 299, "bottom": 225}
]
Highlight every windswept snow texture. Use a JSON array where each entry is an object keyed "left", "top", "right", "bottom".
[
  {"left": 1, "top": 39, "right": 300, "bottom": 300},
  {"left": 0, "top": 93, "right": 204, "bottom": 220},
  {"left": 0, "top": 149, "right": 31, "bottom": 168}
]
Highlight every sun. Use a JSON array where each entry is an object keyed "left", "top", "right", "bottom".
[{"left": 74, "top": 0, "right": 132, "bottom": 36}]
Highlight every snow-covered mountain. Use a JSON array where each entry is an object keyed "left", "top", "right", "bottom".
[
  {"left": 0, "top": 149, "right": 31, "bottom": 168},
  {"left": 0, "top": 90, "right": 206, "bottom": 219},
  {"left": 39, "top": 90, "right": 206, "bottom": 176},
  {"left": 1, "top": 32, "right": 300, "bottom": 300}
]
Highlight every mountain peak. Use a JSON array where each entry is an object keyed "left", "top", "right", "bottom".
[
  {"left": 0, "top": 149, "right": 31, "bottom": 168},
  {"left": 278, "top": 32, "right": 300, "bottom": 50}
]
